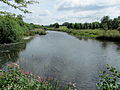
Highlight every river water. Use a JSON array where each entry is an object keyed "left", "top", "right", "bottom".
[{"left": 1, "top": 31, "right": 120, "bottom": 90}]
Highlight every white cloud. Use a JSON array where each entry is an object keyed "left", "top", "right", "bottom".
[
  {"left": 61, "top": 0, "right": 120, "bottom": 6},
  {"left": 0, "top": 0, "right": 120, "bottom": 25}
]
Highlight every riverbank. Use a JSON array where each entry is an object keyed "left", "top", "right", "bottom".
[
  {"left": 0, "top": 63, "right": 75, "bottom": 90},
  {"left": 47, "top": 26, "right": 120, "bottom": 42},
  {"left": 0, "top": 28, "right": 47, "bottom": 46}
]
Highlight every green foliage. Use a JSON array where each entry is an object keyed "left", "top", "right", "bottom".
[
  {"left": 0, "top": 15, "right": 24, "bottom": 44},
  {"left": 47, "top": 26, "right": 120, "bottom": 41},
  {"left": 61, "top": 22, "right": 101, "bottom": 30},
  {"left": 0, "top": 63, "right": 59, "bottom": 90},
  {"left": 55, "top": 16, "right": 120, "bottom": 31},
  {"left": 97, "top": 65, "right": 120, "bottom": 90},
  {"left": 0, "top": 0, "right": 37, "bottom": 13},
  {"left": 25, "top": 29, "right": 47, "bottom": 36},
  {"left": 0, "top": 15, "right": 44, "bottom": 44},
  {"left": 50, "top": 23, "right": 59, "bottom": 28},
  {"left": 0, "top": 63, "right": 74, "bottom": 90}
]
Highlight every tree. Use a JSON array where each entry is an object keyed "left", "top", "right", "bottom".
[
  {"left": 67, "top": 23, "right": 74, "bottom": 29},
  {"left": 0, "top": 0, "right": 37, "bottom": 14},
  {"left": 0, "top": 15, "right": 22, "bottom": 43},
  {"left": 62, "top": 22, "right": 69, "bottom": 26},
  {"left": 101, "top": 16, "right": 110, "bottom": 30},
  {"left": 53, "top": 23, "right": 59, "bottom": 28},
  {"left": 108, "top": 19, "right": 113, "bottom": 30},
  {"left": 74, "top": 23, "right": 80, "bottom": 29}
]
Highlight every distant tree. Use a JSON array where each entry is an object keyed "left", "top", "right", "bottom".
[
  {"left": 91, "top": 22, "right": 100, "bottom": 29},
  {"left": 84, "top": 23, "right": 89, "bottom": 29},
  {"left": 112, "top": 18, "right": 118, "bottom": 29},
  {"left": 62, "top": 22, "right": 69, "bottom": 26},
  {"left": 67, "top": 23, "right": 74, "bottom": 29},
  {"left": 74, "top": 23, "right": 80, "bottom": 29},
  {"left": 108, "top": 19, "right": 113, "bottom": 30},
  {"left": 101, "top": 16, "right": 110, "bottom": 30},
  {"left": 55, "top": 16, "right": 120, "bottom": 30},
  {"left": 53, "top": 23, "right": 59, "bottom": 28}
]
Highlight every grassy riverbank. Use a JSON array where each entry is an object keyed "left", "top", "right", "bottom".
[
  {"left": 47, "top": 26, "right": 120, "bottom": 41},
  {"left": 0, "top": 63, "right": 75, "bottom": 90}
]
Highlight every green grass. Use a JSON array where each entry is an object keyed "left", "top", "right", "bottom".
[{"left": 47, "top": 26, "right": 120, "bottom": 41}]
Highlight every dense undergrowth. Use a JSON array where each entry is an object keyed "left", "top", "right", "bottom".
[
  {"left": 0, "top": 15, "right": 46, "bottom": 44},
  {"left": 0, "top": 63, "right": 75, "bottom": 90},
  {"left": 97, "top": 65, "right": 120, "bottom": 90},
  {"left": 0, "top": 63, "right": 120, "bottom": 90},
  {"left": 25, "top": 29, "right": 47, "bottom": 36}
]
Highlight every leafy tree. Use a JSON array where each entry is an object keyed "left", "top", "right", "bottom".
[
  {"left": 67, "top": 23, "right": 74, "bottom": 29},
  {"left": 74, "top": 23, "right": 80, "bottom": 29},
  {"left": 62, "top": 22, "right": 69, "bottom": 26},
  {"left": 53, "top": 23, "right": 59, "bottom": 28},
  {"left": 101, "top": 16, "right": 110, "bottom": 30},
  {"left": 0, "top": 15, "right": 23, "bottom": 43},
  {"left": 0, "top": 0, "right": 37, "bottom": 13}
]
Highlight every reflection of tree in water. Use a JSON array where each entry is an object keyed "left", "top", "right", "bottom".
[
  {"left": 101, "top": 41, "right": 108, "bottom": 49},
  {"left": 114, "top": 42, "right": 120, "bottom": 52},
  {"left": 0, "top": 39, "right": 32, "bottom": 68},
  {"left": 78, "top": 37, "right": 88, "bottom": 41}
]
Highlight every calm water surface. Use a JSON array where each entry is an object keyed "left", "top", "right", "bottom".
[{"left": 1, "top": 31, "right": 120, "bottom": 90}]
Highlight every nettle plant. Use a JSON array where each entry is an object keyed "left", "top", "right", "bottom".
[{"left": 97, "top": 65, "right": 120, "bottom": 90}]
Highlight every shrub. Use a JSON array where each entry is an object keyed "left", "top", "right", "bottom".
[
  {"left": 97, "top": 65, "right": 120, "bottom": 90},
  {"left": 0, "top": 15, "right": 27, "bottom": 44}
]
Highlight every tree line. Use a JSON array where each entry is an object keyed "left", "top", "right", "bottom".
[{"left": 49, "top": 16, "right": 120, "bottom": 30}]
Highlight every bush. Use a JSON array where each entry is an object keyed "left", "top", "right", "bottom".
[
  {"left": 0, "top": 63, "right": 59, "bottom": 90},
  {"left": 0, "top": 15, "right": 27, "bottom": 44},
  {"left": 97, "top": 65, "right": 120, "bottom": 90},
  {"left": 25, "top": 29, "right": 47, "bottom": 36}
]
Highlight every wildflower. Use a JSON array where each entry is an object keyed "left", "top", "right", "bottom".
[
  {"left": 24, "top": 72, "right": 31, "bottom": 75},
  {"left": 37, "top": 76, "right": 44, "bottom": 82},
  {"left": 7, "top": 84, "right": 11, "bottom": 90},
  {"left": 7, "top": 63, "right": 19, "bottom": 68},
  {"left": 73, "top": 83, "right": 77, "bottom": 88}
]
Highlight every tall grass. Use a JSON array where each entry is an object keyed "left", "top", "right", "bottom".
[{"left": 48, "top": 26, "right": 120, "bottom": 41}]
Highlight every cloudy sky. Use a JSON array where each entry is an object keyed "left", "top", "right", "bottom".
[{"left": 0, "top": 0, "right": 120, "bottom": 25}]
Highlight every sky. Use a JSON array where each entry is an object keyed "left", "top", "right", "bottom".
[{"left": 0, "top": 0, "right": 120, "bottom": 25}]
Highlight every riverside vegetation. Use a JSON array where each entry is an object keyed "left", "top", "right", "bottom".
[
  {"left": 1, "top": 0, "right": 120, "bottom": 90},
  {"left": 0, "top": 15, "right": 46, "bottom": 44},
  {"left": 48, "top": 16, "right": 120, "bottom": 41},
  {"left": 0, "top": 63, "right": 120, "bottom": 90},
  {"left": 0, "top": 63, "right": 76, "bottom": 90}
]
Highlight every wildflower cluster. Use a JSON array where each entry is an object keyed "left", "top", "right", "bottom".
[{"left": 0, "top": 63, "right": 75, "bottom": 90}]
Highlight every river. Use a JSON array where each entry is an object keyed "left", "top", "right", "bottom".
[{"left": 1, "top": 31, "right": 120, "bottom": 90}]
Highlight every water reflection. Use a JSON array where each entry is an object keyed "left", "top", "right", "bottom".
[
  {"left": 1, "top": 31, "right": 120, "bottom": 90},
  {"left": 0, "top": 39, "right": 32, "bottom": 68}
]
